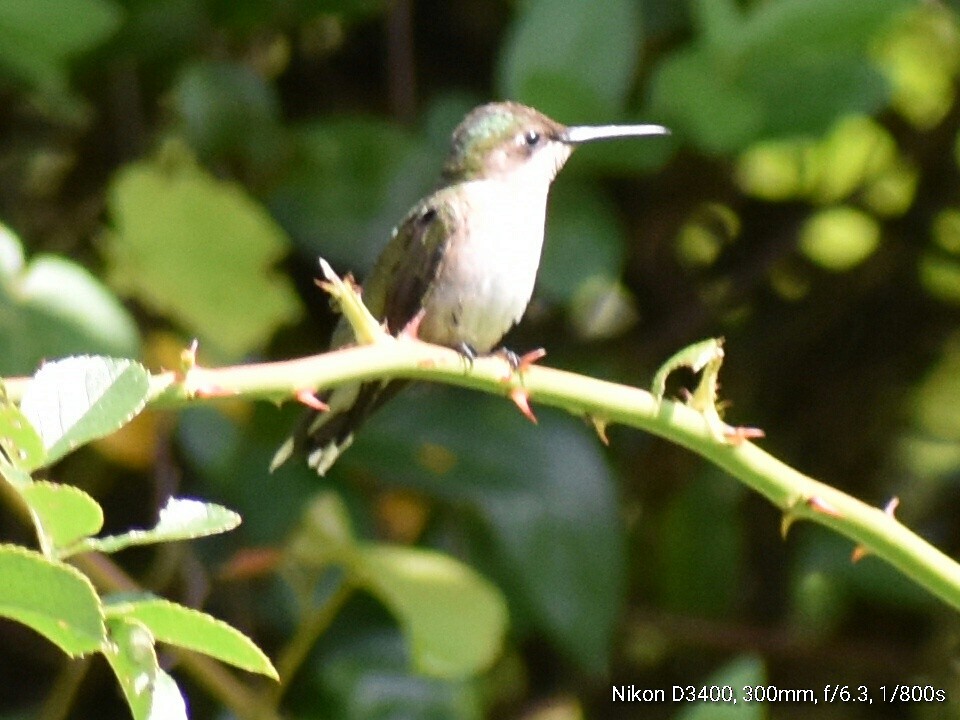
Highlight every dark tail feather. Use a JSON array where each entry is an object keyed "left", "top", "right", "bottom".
[{"left": 271, "top": 380, "right": 409, "bottom": 475}]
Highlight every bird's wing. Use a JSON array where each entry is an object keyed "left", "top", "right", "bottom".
[
  {"left": 271, "top": 191, "right": 457, "bottom": 475},
  {"left": 363, "top": 191, "right": 457, "bottom": 338}
]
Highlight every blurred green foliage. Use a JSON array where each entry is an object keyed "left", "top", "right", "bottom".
[{"left": 2, "top": 0, "right": 960, "bottom": 718}]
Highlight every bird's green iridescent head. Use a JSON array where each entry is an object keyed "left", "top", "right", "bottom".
[
  {"left": 439, "top": 101, "right": 671, "bottom": 184},
  {"left": 441, "top": 101, "right": 568, "bottom": 182}
]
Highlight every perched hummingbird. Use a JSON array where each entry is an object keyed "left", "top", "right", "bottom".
[{"left": 272, "top": 101, "right": 669, "bottom": 475}]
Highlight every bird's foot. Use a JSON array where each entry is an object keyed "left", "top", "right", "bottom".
[
  {"left": 492, "top": 347, "right": 545, "bottom": 424},
  {"left": 454, "top": 342, "right": 478, "bottom": 369}
]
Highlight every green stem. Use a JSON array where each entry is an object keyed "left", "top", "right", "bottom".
[
  {"left": 154, "top": 340, "right": 960, "bottom": 612},
  {"left": 268, "top": 580, "right": 355, "bottom": 709},
  {"left": 8, "top": 334, "right": 960, "bottom": 612},
  {"left": 36, "top": 658, "right": 91, "bottom": 720}
]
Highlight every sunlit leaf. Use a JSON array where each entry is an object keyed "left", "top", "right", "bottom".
[
  {"left": 19, "top": 356, "right": 150, "bottom": 467},
  {"left": 106, "top": 145, "right": 302, "bottom": 359},
  {"left": 20, "top": 481, "right": 103, "bottom": 550},
  {"left": 102, "top": 616, "right": 188, "bottom": 720},
  {"left": 0, "top": 545, "right": 104, "bottom": 656},
  {"left": 358, "top": 545, "right": 508, "bottom": 678},
  {"left": 105, "top": 596, "right": 278, "bottom": 679},
  {"left": 76, "top": 497, "right": 241, "bottom": 555},
  {"left": 0, "top": 225, "right": 140, "bottom": 377},
  {"left": 0, "top": 401, "right": 45, "bottom": 472},
  {"left": 799, "top": 206, "right": 881, "bottom": 271}
]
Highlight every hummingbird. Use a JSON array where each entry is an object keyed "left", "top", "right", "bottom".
[{"left": 272, "top": 101, "right": 669, "bottom": 475}]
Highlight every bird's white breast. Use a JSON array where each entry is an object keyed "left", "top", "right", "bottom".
[{"left": 420, "top": 177, "right": 551, "bottom": 352}]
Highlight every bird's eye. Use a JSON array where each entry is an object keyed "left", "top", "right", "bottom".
[{"left": 522, "top": 130, "right": 541, "bottom": 147}]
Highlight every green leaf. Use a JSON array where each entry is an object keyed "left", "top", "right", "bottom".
[
  {"left": 799, "top": 205, "right": 881, "bottom": 271},
  {"left": 498, "top": 0, "right": 641, "bottom": 120},
  {"left": 19, "top": 356, "right": 150, "bottom": 467},
  {"left": 81, "top": 497, "right": 237, "bottom": 553},
  {"left": 739, "top": 0, "right": 908, "bottom": 56},
  {"left": 20, "top": 481, "right": 104, "bottom": 551},
  {"left": 0, "top": 225, "right": 141, "bottom": 376},
  {"left": 0, "top": 0, "right": 121, "bottom": 90},
  {"left": 147, "top": 671, "right": 190, "bottom": 720},
  {"left": 286, "top": 490, "right": 358, "bottom": 568},
  {"left": 648, "top": 0, "right": 909, "bottom": 152},
  {"left": 178, "top": 404, "right": 328, "bottom": 546},
  {"left": 0, "top": 401, "right": 45, "bottom": 472},
  {"left": 648, "top": 46, "right": 765, "bottom": 155},
  {"left": 105, "top": 145, "right": 302, "bottom": 359},
  {"left": 269, "top": 118, "right": 430, "bottom": 269},
  {"left": 77, "top": 497, "right": 241, "bottom": 555},
  {"left": 0, "top": 544, "right": 105, "bottom": 656},
  {"left": 102, "top": 616, "right": 188, "bottom": 720},
  {"left": 104, "top": 596, "right": 277, "bottom": 679},
  {"left": 350, "top": 390, "right": 624, "bottom": 674},
  {"left": 316, "top": 628, "right": 483, "bottom": 720},
  {"left": 171, "top": 60, "right": 285, "bottom": 169},
  {"left": 540, "top": 181, "right": 626, "bottom": 305},
  {"left": 0, "top": 461, "right": 33, "bottom": 489},
  {"left": 357, "top": 545, "right": 508, "bottom": 679},
  {"left": 658, "top": 472, "right": 744, "bottom": 617},
  {"left": 677, "top": 655, "right": 766, "bottom": 720}
]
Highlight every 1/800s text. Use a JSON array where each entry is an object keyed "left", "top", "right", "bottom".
[{"left": 612, "top": 684, "right": 948, "bottom": 705}]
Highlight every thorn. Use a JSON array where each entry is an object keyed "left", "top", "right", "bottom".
[
  {"left": 399, "top": 308, "right": 426, "bottom": 340},
  {"left": 783, "top": 495, "right": 842, "bottom": 539},
  {"left": 780, "top": 513, "right": 795, "bottom": 539},
  {"left": 314, "top": 277, "right": 334, "bottom": 294},
  {"left": 807, "top": 495, "right": 842, "bottom": 518},
  {"left": 516, "top": 347, "right": 547, "bottom": 371},
  {"left": 295, "top": 389, "right": 329, "bottom": 412},
  {"left": 182, "top": 338, "right": 198, "bottom": 366},
  {"left": 589, "top": 415, "right": 610, "bottom": 445},
  {"left": 510, "top": 386, "right": 538, "bottom": 424},
  {"left": 723, "top": 425, "right": 766, "bottom": 446},
  {"left": 175, "top": 339, "right": 200, "bottom": 381},
  {"left": 853, "top": 498, "right": 900, "bottom": 563}
]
